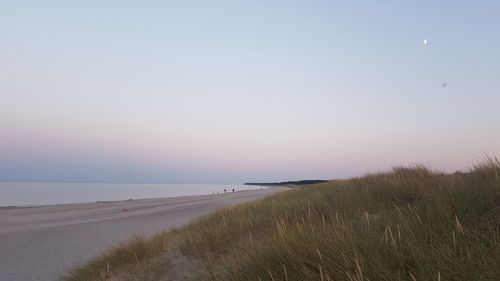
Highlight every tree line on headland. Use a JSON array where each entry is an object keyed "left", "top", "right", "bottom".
[{"left": 244, "top": 180, "right": 328, "bottom": 186}]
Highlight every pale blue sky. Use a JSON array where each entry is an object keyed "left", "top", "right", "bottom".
[{"left": 1, "top": 1, "right": 499, "bottom": 183}]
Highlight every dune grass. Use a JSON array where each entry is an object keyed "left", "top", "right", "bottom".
[{"left": 64, "top": 158, "right": 500, "bottom": 281}]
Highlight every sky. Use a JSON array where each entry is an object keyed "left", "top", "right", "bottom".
[{"left": 1, "top": 1, "right": 499, "bottom": 183}]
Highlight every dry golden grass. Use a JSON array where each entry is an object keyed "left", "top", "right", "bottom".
[{"left": 65, "top": 158, "right": 500, "bottom": 281}]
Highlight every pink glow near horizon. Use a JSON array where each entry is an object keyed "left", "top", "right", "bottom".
[{"left": 1, "top": 1, "right": 499, "bottom": 183}]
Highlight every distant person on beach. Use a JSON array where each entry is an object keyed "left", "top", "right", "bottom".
[
  {"left": 224, "top": 189, "right": 226, "bottom": 192},
  {"left": 232, "top": 188, "right": 234, "bottom": 192}
]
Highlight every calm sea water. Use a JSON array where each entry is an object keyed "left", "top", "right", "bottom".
[{"left": 0, "top": 182, "right": 263, "bottom": 207}]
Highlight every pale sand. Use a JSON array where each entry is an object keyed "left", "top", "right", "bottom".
[{"left": 0, "top": 187, "right": 287, "bottom": 281}]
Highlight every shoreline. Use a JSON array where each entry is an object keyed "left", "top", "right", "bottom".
[
  {"left": 0, "top": 187, "right": 284, "bottom": 227},
  {"left": 0, "top": 185, "right": 272, "bottom": 210}
]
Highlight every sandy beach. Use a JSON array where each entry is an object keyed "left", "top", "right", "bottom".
[{"left": 0, "top": 187, "right": 287, "bottom": 281}]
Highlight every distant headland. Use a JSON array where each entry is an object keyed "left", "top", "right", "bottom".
[{"left": 244, "top": 180, "right": 328, "bottom": 186}]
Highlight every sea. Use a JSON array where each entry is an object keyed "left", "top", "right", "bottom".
[{"left": 0, "top": 182, "right": 263, "bottom": 207}]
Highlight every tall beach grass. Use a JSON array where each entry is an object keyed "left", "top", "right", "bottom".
[{"left": 65, "top": 158, "right": 500, "bottom": 281}]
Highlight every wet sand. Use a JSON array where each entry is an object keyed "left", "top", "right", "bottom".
[{"left": 0, "top": 187, "right": 286, "bottom": 281}]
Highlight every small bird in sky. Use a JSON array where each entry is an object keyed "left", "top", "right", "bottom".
[{"left": 442, "top": 82, "right": 447, "bottom": 87}]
